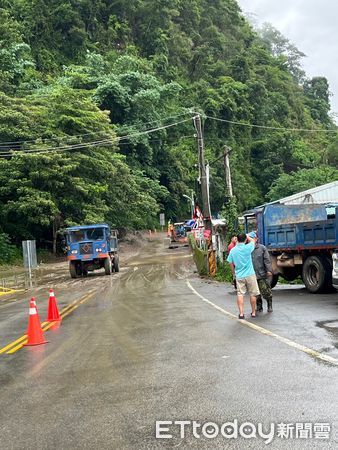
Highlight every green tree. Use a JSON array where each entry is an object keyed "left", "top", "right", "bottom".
[
  {"left": 267, "top": 167, "right": 338, "bottom": 201},
  {"left": 0, "top": 0, "right": 336, "bottom": 252}
]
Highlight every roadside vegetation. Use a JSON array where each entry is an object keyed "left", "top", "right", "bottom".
[
  {"left": 0, "top": 0, "right": 337, "bottom": 256},
  {"left": 214, "top": 261, "right": 233, "bottom": 283},
  {"left": 0, "top": 232, "right": 22, "bottom": 265}
]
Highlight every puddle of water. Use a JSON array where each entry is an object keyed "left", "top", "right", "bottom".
[{"left": 322, "top": 321, "right": 338, "bottom": 329}]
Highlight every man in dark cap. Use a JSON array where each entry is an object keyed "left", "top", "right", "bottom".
[{"left": 249, "top": 231, "right": 273, "bottom": 312}]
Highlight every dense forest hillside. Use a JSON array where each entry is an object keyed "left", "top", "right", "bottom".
[{"left": 0, "top": 0, "right": 337, "bottom": 252}]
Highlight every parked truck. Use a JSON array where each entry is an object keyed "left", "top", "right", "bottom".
[
  {"left": 244, "top": 204, "right": 338, "bottom": 293},
  {"left": 63, "top": 224, "right": 119, "bottom": 278}
]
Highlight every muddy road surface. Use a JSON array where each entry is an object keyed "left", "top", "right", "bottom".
[{"left": 0, "top": 238, "right": 338, "bottom": 449}]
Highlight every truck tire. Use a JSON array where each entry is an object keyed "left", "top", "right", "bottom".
[
  {"left": 270, "top": 274, "right": 279, "bottom": 289},
  {"left": 114, "top": 256, "right": 120, "bottom": 273},
  {"left": 302, "top": 256, "right": 332, "bottom": 293},
  {"left": 70, "top": 261, "right": 79, "bottom": 278},
  {"left": 104, "top": 257, "right": 112, "bottom": 275}
]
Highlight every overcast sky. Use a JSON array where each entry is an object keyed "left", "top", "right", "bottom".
[{"left": 237, "top": 0, "right": 338, "bottom": 118}]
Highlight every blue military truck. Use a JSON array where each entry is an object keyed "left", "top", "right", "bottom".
[
  {"left": 64, "top": 224, "right": 119, "bottom": 278},
  {"left": 244, "top": 204, "right": 338, "bottom": 293}
]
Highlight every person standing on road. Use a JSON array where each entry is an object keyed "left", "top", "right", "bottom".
[
  {"left": 227, "top": 233, "right": 260, "bottom": 319},
  {"left": 227, "top": 234, "right": 237, "bottom": 253},
  {"left": 249, "top": 232, "right": 273, "bottom": 313}
]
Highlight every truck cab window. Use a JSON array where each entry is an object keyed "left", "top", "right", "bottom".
[
  {"left": 69, "top": 230, "right": 85, "bottom": 243},
  {"left": 87, "top": 228, "right": 104, "bottom": 240}
]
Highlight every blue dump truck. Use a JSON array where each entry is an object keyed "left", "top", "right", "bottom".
[
  {"left": 63, "top": 224, "right": 119, "bottom": 278},
  {"left": 244, "top": 204, "right": 338, "bottom": 293}
]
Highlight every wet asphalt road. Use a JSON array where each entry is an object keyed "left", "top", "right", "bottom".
[{"left": 0, "top": 239, "right": 338, "bottom": 449}]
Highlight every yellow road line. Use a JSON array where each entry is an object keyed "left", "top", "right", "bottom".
[
  {"left": 0, "top": 334, "right": 28, "bottom": 354},
  {"left": 7, "top": 339, "right": 29, "bottom": 354},
  {"left": 0, "top": 288, "right": 25, "bottom": 297},
  {"left": 0, "top": 292, "right": 95, "bottom": 355},
  {"left": 0, "top": 287, "right": 25, "bottom": 292},
  {"left": 6, "top": 318, "right": 65, "bottom": 354},
  {"left": 187, "top": 281, "right": 338, "bottom": 367}
]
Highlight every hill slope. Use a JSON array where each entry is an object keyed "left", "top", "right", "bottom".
[{"left": 0, "top": 0, "right": 337, "bottom": 250}]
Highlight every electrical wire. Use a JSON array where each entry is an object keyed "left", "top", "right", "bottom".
[
  {"left": 2, "top": 109, "right": 334, "bottom": 149},
  {"left": 0, "top": 111, "right": 194, "bottom": 147},
  {"left": 205, "top": 115, "right": 338, "bottom": 133},
  {"left": 0, "top": 117, "right": 194, "bottom": 157}
]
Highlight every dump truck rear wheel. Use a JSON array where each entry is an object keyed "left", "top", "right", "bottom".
[
  {"left": 114, "top": 256, "right": 120, "bottom": 273},
  {"left": 302, "top": 255, "right": 332, "bottom": 293}
]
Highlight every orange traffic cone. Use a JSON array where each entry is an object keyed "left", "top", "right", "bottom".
[
  {"left": 24, "top": 298, "right": 48, "bottom": 346},
  {"left": 46, "top": 289, "right": 61, "bottom": 322},
  {"left": 26, "top": 297, "right": 38, "bottom": 334}
]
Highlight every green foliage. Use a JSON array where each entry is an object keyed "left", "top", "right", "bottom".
[
  {"left": 304, "top": 77, "right": 331, "bottom": 124},
  {"left": 189, "top": 234, "right": 208, "bottom": 276},
  {"left": 221, "top": 197, "right": 239, "bottom": 241},
  {"left": 0, "top": 85, "right": 167, "bottom": 247},
  {"left": 267, "top": 167, "right": 338, "bottom": 201},
  {"left": 215, "top": 261, "right": 233, "bottom": 282},
  {"left": 0, "top": 0, "right": 336, "bottom": 256},
  {"left": 0, "top": 233, "right": 21, "bottom": 264},
  {"left": 258, "top": 23, "right": 306, "bottom": 83}
]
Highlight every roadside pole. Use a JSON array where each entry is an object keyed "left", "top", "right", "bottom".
[
  {"left": 190, "top": 190, "right": 194, "bottom": 219},
  {"left": 193, "top": 115, "right": 216, "bottom": 276},
  {"left": 194, "top": 115, "right": 212, "bottom": 231},
  {"left": 223, "top": 145, "right": 233, "bottom": 198}
]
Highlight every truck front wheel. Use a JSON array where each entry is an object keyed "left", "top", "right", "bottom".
[
  {"left": 104, "top": 257, "right": 112, "bottom": 275},
  {"left": 70, "top": 261, "right": 81, "bottom": 278},
  {"left": 302, "top": 256, "right": 332, "bottom": 293}
]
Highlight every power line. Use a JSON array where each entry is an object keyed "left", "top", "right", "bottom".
[
  {"left": 0, "top": 111, "right": 194, "bottom": 147},
  {"left": 118, "top": 134, "right": 195, "bottom": 146},
  {"left": 0, "top": 117, "right": 193, "bottom": 157},
  {"left": 205, "top": 115, "right": 338, "bottom": 133},
  {"left": 0, "top": 132, "right": 111, "bottom": 148}
]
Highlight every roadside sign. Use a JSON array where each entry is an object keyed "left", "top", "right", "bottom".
[
  {"left": 22, "top": 240, "right": 37, "bottom": 289},
  {"left": 22, "top": 240, "right": 37, "bottom": 269},
  {"left": 160, "top": 213, "right": 165, "bottom": 226}
]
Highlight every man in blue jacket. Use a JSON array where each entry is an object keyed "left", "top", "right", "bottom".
[{"left": 227, "top": 233, "right": 260, "bottom": 319}]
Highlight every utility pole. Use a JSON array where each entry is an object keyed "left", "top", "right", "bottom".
[
  {"left": 194, "top": 115, "right": 212, "bottom": 231},
  {"left": 223, "top": 145, "right": 233, "bottom": 198},
  {"left": 183, "top": 190, "right": 195, "bottom": 219},
  {"left": 190, "top": 189, "right": 194, "bottom": 219}
]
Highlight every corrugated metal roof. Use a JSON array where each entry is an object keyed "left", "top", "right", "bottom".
[{"left": 278, "top": 181, "right": 338, "bottom": 205}]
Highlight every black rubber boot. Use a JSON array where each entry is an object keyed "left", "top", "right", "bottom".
[
  {"left": 267, "top": 299, "right": 273, "bottom": 312},
  {"left": 256, "top": 296, "right": 263, "bottom": 312}
]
